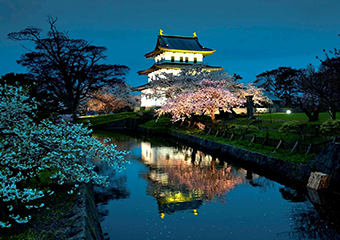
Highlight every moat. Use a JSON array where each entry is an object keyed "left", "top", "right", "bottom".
[{"left": 93, "top": 131, "right": 340, "bottom": 240}]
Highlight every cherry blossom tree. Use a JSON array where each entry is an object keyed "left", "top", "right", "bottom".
[
  {"left": 235, "top": 82, "right": 272, "bottom": 107},
  {"left": 156, "top": 80, "right": 245, "bottom": 124},
  {"left": 145, "top": 65, "right": 269, "bottom": 111},
  {"left": 145, "top": 65, "right": 240, "bottom": 100},
  {"left": 0, "top": 84, "right": 129, "bottom": 228}
]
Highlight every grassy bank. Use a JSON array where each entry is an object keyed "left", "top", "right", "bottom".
[
  {"left": 139, "top": 112, "right": 340, "bottom": 163},
  {"left": 75, "top": 112, "right": 139, "bottom": 127}
]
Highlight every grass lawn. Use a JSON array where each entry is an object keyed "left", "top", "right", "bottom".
[
  {"left": 256, "top": 112, "right": 332, "bottom": 122},
  {"left": 215, "top": 112, "right": 340, "bottom": 144},
  {"left": 75, "top": 112, "right": 139, "bottom": 126},
  {"left": 139, "top": 116, "right": 172, "bottom": 129}
]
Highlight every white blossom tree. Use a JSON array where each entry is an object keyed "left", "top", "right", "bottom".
[
  {"left": 0, "top": 85, "right": 129, "bottom": 228},
  {"left": 156, "top": 80, "right": 245, "bottom": 124}
]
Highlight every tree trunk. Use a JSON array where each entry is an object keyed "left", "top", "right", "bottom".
[
  {"left": 310, "top": 108, "right": 320, "bottom": 121},
  {"left": 210, "top": 157, "right": 216, "bottom": 172},
  {"left": 300, "top": 106, "right": 319, "bottom": 122},
  {"left": 211, "top": 113, "right": 216, "bottom": 126}
]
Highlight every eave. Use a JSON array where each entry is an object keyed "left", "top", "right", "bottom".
[
  {"left": 131, "top": 83, "right": 150, "bottom": 91},
  {"left": 145, "top": 48, "right": 215, "bottom": 59},
  {"left": 138, "top": 63, "right": 224, "bottom": 75}
]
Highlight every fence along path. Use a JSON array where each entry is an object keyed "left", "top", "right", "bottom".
[{"left": 199, "top": 127, "right": 339, "bottom": 155}]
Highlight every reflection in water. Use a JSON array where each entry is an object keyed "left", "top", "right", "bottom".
[
  {"left": 140, "top": 142, "right": 247, "bottom": 217},
  {"left": 281, "top": 201, "right": 340, "bottom": 240},
  {"left": 279, "top": 187, "right": 307, "bottom": 203},
  {"left": 93, "top": 165, "right": 130, "bottom": 221},
  {"left": 164, "top": 159, "right": 242, "bottom": 202},
  {"left": 92, "top": 132, "right": 340, "bottom": 240},
  {"left": 91, "top": 133, "right": 138, "bottom": 222}
]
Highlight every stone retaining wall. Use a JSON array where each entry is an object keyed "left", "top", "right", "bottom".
[{"left": 56, "top": 183, "right": 104, "bottom": 240}]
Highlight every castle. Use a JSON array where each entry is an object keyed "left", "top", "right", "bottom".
[{"left": 134, "top": 30, "right": 223, "bottom": 107}]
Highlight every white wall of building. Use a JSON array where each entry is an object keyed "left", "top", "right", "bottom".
[{"left": 155, "top": 52, "right": 203, "bottom": 63}]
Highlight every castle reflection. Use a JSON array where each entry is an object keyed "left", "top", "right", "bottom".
[{"left": 139, "top": 142, "right": 248, "bottom": 217}]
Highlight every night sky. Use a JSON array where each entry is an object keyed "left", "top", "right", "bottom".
[{"left": 1, "top": 0, "right": 339, "bottom": 88}]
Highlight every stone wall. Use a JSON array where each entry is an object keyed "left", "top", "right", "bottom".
[
  {"left": 55, "top": 183, "right": 104, "bottom": 240},
  {"left": 307, "top": 142, "right": 340, "bottom": 189}
]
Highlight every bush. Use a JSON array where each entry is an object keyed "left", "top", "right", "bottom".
[
  {"left": 279, "top": 120, "right": 308, "bottom": 140},
  {"left": 320, "top": 120, "right": 340, "bottom": 134},
  {"left": 228, "top": 124, "right": 258, "bottom": 134}
]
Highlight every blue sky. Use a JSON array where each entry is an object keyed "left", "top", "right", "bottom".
[{"left": 1, "top": 0, "right": 339, "bottom": 87}]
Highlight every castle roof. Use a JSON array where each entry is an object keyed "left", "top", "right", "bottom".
[
  {"left": 137, "top": 63, "right": 223, "bottom": 75},
  {"left": 145, "top": 34, "right": 215, "bottom": 58}
]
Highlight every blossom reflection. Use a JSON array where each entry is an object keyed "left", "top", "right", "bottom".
[{"left": 140, "top": 142, "right": 244, "bottom": 217}]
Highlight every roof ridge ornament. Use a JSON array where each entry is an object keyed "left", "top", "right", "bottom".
[
  {"left": 159, "top": 29, "right": 163, "bottom": 36},
  {"left": 193, "top": 32, "right": 197, "bottom": 38}
]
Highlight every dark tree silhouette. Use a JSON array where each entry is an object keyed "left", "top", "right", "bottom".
[
  {"left": 295, "top": 65, "right": 325, "bottom": 121},
  {"left": 296, "top": 57, "right": 340, "bottom": 121},
  {"left": 255, "top": 67, "right": 300, "bottom": 106},
  {"left": 318, "top": 57, "right": 340, "bottom": 120},
  {"left": 8, "top": 16, "right": 129, "bottom": 117}
]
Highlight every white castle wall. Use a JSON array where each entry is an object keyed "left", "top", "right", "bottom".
[{"left": 154, "top": 52, "right": 203, "bottom": 63}]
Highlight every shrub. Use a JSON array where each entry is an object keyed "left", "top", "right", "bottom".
[
  {"left": 228, "top": 124, "right": 258, "bottom": 134},
  {"left": 320, "top": 120, "right": 340, "bottom": 134},
  {"left": 279, "top": 120, "right": 308, "bottom": 140}
]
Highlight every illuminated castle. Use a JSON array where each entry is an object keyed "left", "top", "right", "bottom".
[{"left": 135, "top": 30, "right": 223, "bottom": 107}]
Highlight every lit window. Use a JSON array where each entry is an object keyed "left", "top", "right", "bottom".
[
  {"left": 180, "top": 57, "right": 183, "bottom": 62},
  {"left": 185, "top": 57, "right": 189, "bottom": 63},
  {"left": 171, "top": 56, "right": 175, "bottom": 62}
]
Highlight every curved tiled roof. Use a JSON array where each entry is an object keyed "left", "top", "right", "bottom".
[{"left": 145, "top": 34, "right": 215, "bottom": 58}]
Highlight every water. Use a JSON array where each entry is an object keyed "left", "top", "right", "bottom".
[{"left": 93, "top": 131, "right": 340, "bottom": 240}]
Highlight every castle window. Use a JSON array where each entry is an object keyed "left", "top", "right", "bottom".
[
  {"left": 185, "top": 57, "right": 189, "bottom": 63},
  {"left": 194, "top": 57, "right": 197, "bottom": 63},
  {"left": 171, "top": 56, "right": 175, "bottom": 62},
  {"left": 180, "top": 57, "right": 183, "bottom": 62}
]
